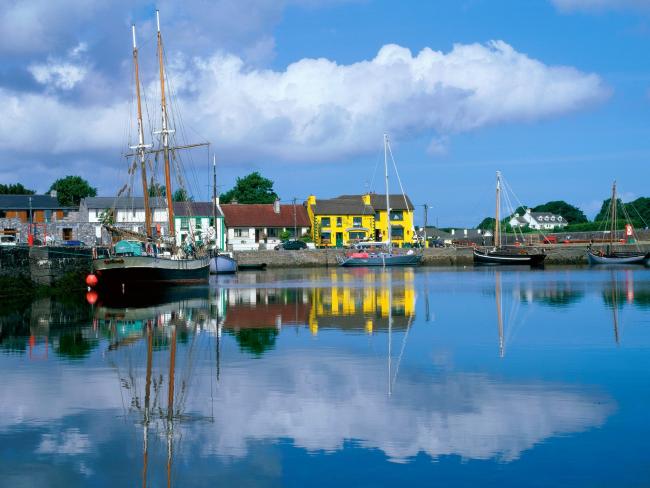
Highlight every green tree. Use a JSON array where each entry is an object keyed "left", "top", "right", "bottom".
[
  {"left": 49, "top": 176, "right": 97, "bottom": 206},
  {"left": 148, "top": 183, "right": 166, "bottom": 198},
  {"left": 0, "top": 183, "right": 35, "bottom": 195},
  {"left": 594, "top": 198, "right": 624, "bottom": 222},
  {"left": 172, "top": 188, "right": 192, "bottom": 202},
  {"left": 221, "top": 172, "right": 278, "bottom": 204},
  {"left": 533, "top": 200, "right": 588, "bottom": 224},
  {"left": 476, "top": 217, "right": 496, "bottom": 230}
]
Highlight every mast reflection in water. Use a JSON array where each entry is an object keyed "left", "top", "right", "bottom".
[{"left": 1, "top": 267, "right": 650, "bottom": 486}]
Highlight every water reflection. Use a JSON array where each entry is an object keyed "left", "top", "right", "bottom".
[{"left": 3, "top": 268, "right": 649, "bottom": 486}]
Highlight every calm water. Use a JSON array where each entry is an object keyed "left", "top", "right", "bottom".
[{"left": 1, "top": 267, "right": 649, "bottom": 487}]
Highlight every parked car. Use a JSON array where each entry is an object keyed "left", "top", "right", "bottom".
[
  {"left": 62, "top": 240, "right": 85, "bottom": 247},
  {"left": 0, "top": 235, "right": 17, "bottom": 246},
  {"left": 275, "top": 240, "right": 307, "bottom": 250}
]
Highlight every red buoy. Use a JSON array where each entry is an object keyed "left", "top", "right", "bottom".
[
  {"left": 86, "top": 274, "right": 98, "bottom": 287},
  {"left": 86, "top": 290, "right": 98, "bottom": 305}
]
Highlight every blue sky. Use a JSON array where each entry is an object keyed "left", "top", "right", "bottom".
[{"left": 1, "top": 0, "right": 649, "bottom": 226}]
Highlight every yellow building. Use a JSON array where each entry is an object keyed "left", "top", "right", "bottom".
[{"left": 306, "top": 193, "right": 416, "bottom": 248}]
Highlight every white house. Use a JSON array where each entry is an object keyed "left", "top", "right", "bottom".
[
  {"left": 173, "top": 200, "right": 226, "bottom": 250},
  {"left": 509, "top": 208, "right": 568, "bottom": 231},
  {"left": 221, "top": 200, "right": 311, "bottom": 251},
  {"left": 80, "top": 196, "right": 169, "bottom": 240}
]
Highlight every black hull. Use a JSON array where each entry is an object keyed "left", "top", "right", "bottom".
[
  {"left": 473, "top": 248, "right": 546, "bottom": 266},
  {"left": 93, "top": 256, "right": 209, "bottom": 290}
]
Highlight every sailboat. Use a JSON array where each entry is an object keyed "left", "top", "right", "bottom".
[
  {"left": 586, "top": 181, "right": 649, "bottom": 265},
  {"left": 92, "top": 12, "right": 210, "bottom": 289},
  {"left": 209, "top": 155, "right": 237, "bottom": 274},
  {"left": 338, "top": 134, "right": 422, "bottom": 267},
  {"left": 473, "top": 171, "right": 546, "bottom": 266}
]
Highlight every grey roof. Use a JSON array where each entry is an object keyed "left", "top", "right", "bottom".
[
  {"left": 82, "top": 196, "right": 167, "bottom": 209},
  {"left": 312, "top": 200, "right": 373, "bottom": 215},
  {"left": 368, "top": 194, "right": 414, "bottom": 211},
  {"left": 0, "top": 194, "right": 71, "bottom": 210},
  {"left": 311, "top": 193, "right": 414, "bottom": 215},
  {"left": 173, "top": 201, "right": 223, "bottom": 218}
]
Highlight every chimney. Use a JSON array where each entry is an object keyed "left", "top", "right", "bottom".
[
  {"left": 214, "top": 195, "right": 220, "bottom": 206},
  {"left": 273, "top": 198, "right": 280, "bottom": 214},
  {"left": 50, "top": 190, "right": 57, "bottom": 198},
  {"left": 451, "top": 229, "right": 455, "bottom": 235}
]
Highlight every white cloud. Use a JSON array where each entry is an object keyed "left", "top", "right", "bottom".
[
  {"left": 552, "top": 0, "right": 650, "bottom": 12},
  {"left": 28, "top": 61, "right": 88, "bottom": 90},
  {"left": 176, "top": 41, "right": 608, "bottom": 162},
  {"left": 1, "top": 41, "right": 608, "bottom": 165}
]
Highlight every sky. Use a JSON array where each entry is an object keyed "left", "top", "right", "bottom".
[{"left": 1, "top": 0, "right": 649, "bottom": 226}]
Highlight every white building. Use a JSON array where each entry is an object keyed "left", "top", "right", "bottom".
[
  {"left": 80, "top": 196, "right": 169, "bottom": 239},
  {"left": 509, "top": 208, "right": 568, "bottom": 231},
  {"left": 221, "top": 200, "right": 311, "bottom": 251},
  {"left": 173, "top": 201, "right": 226, "bottom": 251}
]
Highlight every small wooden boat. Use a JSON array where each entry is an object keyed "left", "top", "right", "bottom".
[
  {"left": 586, "top": 181, "right": 649, "bottom": 265},
  {"left": 337, "top": 134, "right": 422, "bottom": 268},
  {"left": 587, "top": 249, "right": 649, "bottom": 265},
  {"left": 473, "top": 171, "right": 546, "bottom": 267},
  {"left": 210, "top": 254, "right": 237, "bottom": 274},
  {"left": 338, "top": 251, "right": 422, "bottom": 267},
  {"left": 473, "top": 247, "right": 546, "bottom": 266}
]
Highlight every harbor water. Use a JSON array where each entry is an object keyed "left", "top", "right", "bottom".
[{"left": 1, "top": 267, "right": 649, "bottom": 486}]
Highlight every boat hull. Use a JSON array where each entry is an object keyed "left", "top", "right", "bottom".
[
  {"left": 210, "top": 254, "right": 238, "bottom": 274},
  {"left": 587, "top": 250, "right": 649, "bottom": 265},
  {"left": 473, "top": 248, "right": 546, "bottom": 266},
  {"left": 93, "top": 255, "right": 210, "bottom": 289},
  {"left": 339, "top": 253, "right": 422, "bottom": 267}
]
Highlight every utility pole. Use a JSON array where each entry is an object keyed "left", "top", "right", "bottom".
[
  {"left": 292, "top": 197, "right": 297, "bottom": 239},
  {"left": 423, "top": 203, "right": 428, "bottom": 247}
]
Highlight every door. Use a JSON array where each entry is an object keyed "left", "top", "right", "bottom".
[{"left": 335, "top": 232, "right": 343, "bottom": 247}]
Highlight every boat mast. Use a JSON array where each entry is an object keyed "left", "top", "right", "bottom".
[
  {"left": 131, "top": 25, "right": 153, "bottom": 238},
  {"left": 384, "top": 134, "right": 392, "bottom": 248},
  {"left": 495, "top": 171, "right": 501, "bottom": 248},
  {"left": 156, "top": 10, "right": 176, "bottom": 237},
  {"left": 212, "top": 154, "right": 217, "bottom": 249},
  {"left": 610, "top": 180, "right": 617, "bottom": 249}
]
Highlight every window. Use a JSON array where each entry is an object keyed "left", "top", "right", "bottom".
[
  {"left": 349, "top": 231, "right": 366, "bottom": 240},
  {"left": 209, "top": 217, "right": 215, "bottom": 227},
  {"left": 320, "top": 217, "right": 331, "bottom": 227},
  {"left": 195, "top": 217, "right": 202, "bottom": 227},
  {"left": 391, "top": 227, "right": 404, "bottom": 239},
  {"left": 320, "top": 231, "right": 331, "bottom": 243},
  {"left": 180, "top": 218, "right": 189, "bottom": 230},
  {"left": 390, "top": 210, "right": 403, "bottom": 221},
  {"left": 234, "top": 228, "right": 249, "bottom": 237},
  {"left": 267, "top": 228, "right": 280, "bottom": 238},
  {"left": 375, "top": 211, "right": 380, "bottom": 220},
  {"left": 336, "top": 217, "right": 342, "bottom": 227},
  {"left": 353, "top": 216, "right": 362, "bottom": 227}
]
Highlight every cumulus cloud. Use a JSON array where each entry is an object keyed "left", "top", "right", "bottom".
[
  {"left": 0, "top": 40, "right": 608, "bottom": 167},
  {"left": 166, "top": 40, "right": 609, "bottom": 161},
  {"left": 552, "top": 0, "right": 650, "bottom": 12}
]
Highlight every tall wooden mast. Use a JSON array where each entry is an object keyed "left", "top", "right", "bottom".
[
  {"left": 610, "top": 180, "right": 617, "bottom": 248},
  {"left": 384, "top": 134, "right": 392, "bottom": 248},
  {"left": 131, "top": 25, "right": 152, "bottom": 237},
  {"left": 494, "top": 171, "right": 501, "bottom": 248},
  {"left": 156, "top": 10, "right": 175, "bottom": 236}
]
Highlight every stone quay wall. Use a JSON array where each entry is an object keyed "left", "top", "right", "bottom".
[
  {"left": 233, "top": 243, "right": 650, "bottom": 269},
  {"left": 0, "top": 246, "right": 92, "bottom": 286}
]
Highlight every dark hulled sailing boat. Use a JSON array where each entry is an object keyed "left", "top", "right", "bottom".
[
  {"left": 586, "top": 181, "right": 649, "bottom": 265},
  {"left": 93, "top": 12, "right": 209, "bottom": 289},
  {"left": 473, "top": 171, "right": 546, "bottom": 266}
]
